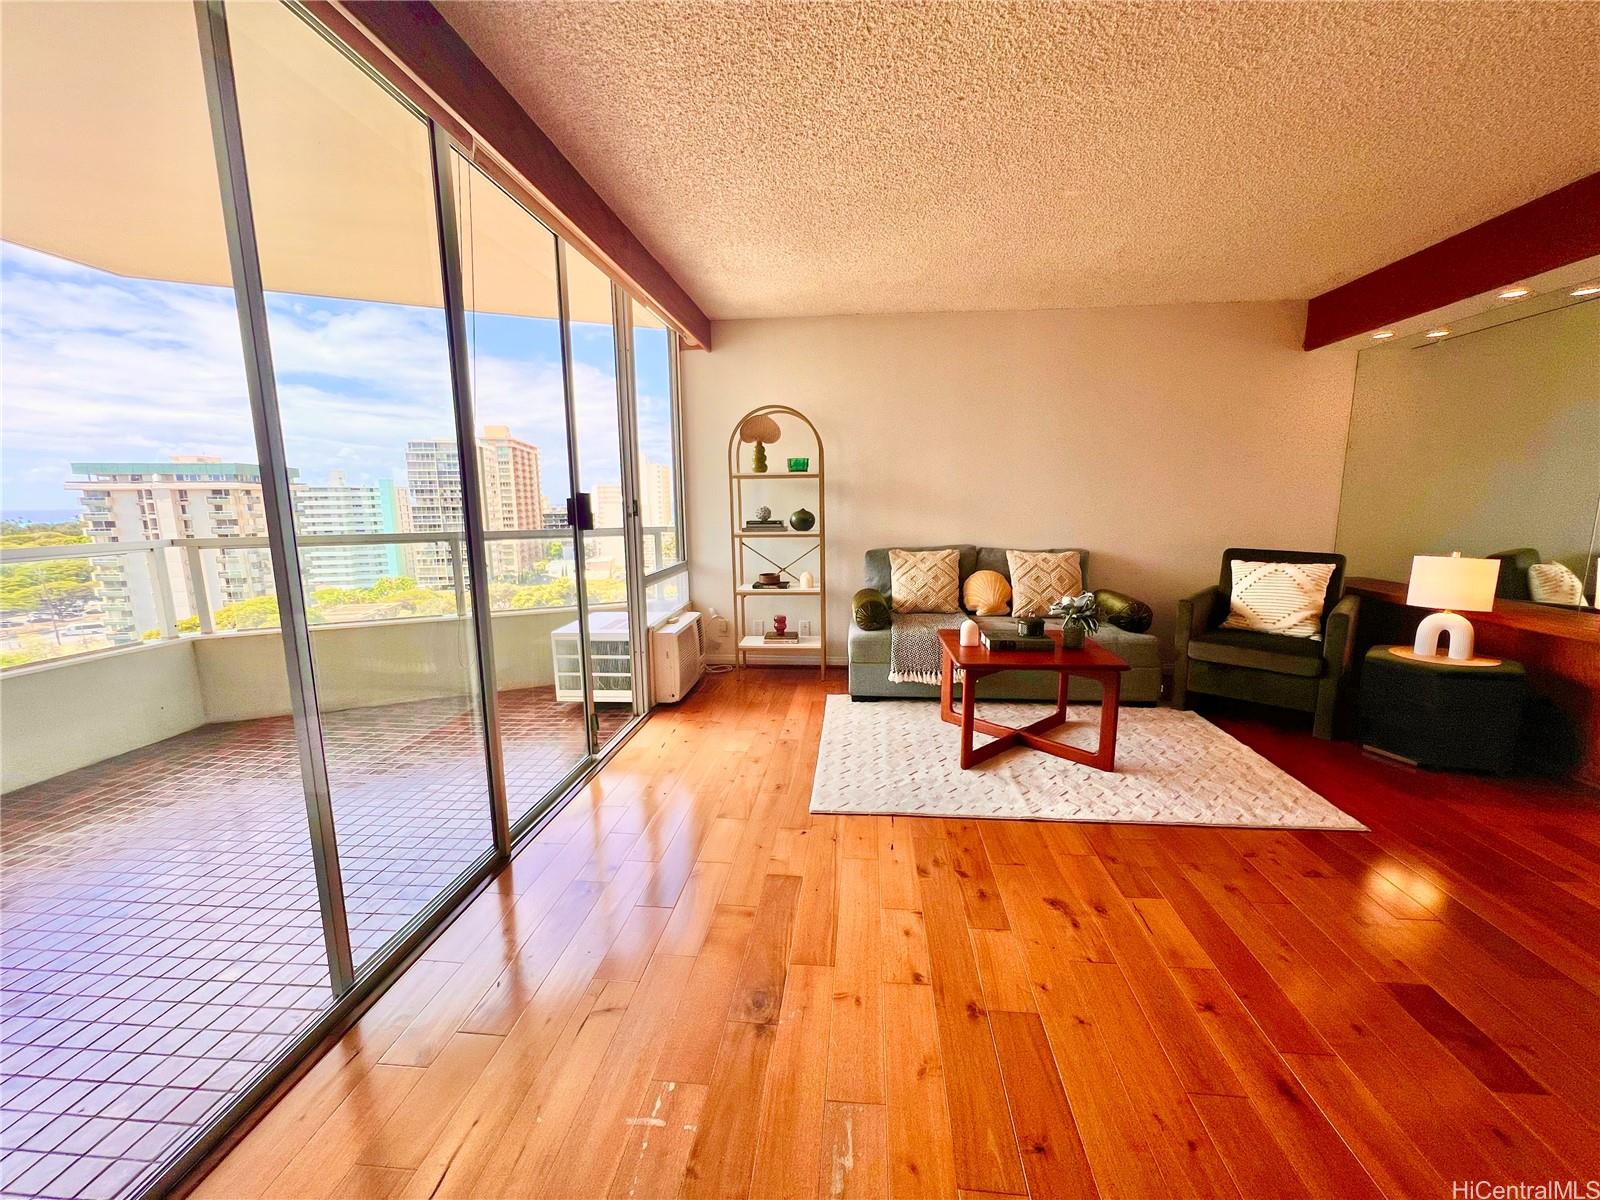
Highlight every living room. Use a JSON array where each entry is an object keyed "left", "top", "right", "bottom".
[{"left": 1, "top": 3, "right": 1597, "bottom": 1199}]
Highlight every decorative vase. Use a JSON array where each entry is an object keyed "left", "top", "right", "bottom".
[
  {"left": 799, "top": 570, "right": 816, "bottom": 588},
  {"left": 789, "top": 507, "right": 815, "bottom": 531},
  {"left": 787, "top": 457, "right": 809, "bottom": 472},
  {"left": 1058, "top": 623, "right": 1085, "bottom": 649},
  {"left": 1017, "top": 616, "right": 1044, "bottom": 637},
  {"left": 959, "top": 618, "right": 981, "bottom": 647}
]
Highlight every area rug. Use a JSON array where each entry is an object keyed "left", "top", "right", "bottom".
[{"left": 810, "top": 696, "right": 1365, "bottom": 829}]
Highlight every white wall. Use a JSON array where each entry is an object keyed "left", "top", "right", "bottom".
[
  {"left": 683, "top": 301, "right": 1357, "bottom": 664},
  {"left": 2, "top": 639, "right": 205, "bottom": 791}
]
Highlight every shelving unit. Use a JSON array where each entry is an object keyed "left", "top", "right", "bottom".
[{"left": 727, "top": 405, "right": 826, "bottom": 676}]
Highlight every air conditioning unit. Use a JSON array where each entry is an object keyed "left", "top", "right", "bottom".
[{"left": 651, "top": 610, "right": 705, "bottom": 703}]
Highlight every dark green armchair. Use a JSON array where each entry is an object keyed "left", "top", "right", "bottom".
[{"left": 1172, "top": 548, "right": 1359, "bottom": 740}]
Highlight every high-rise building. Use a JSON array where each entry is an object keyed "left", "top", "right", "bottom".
[
  {"left": 592, "top": 484, "right": 624, "bottom": 532},
  {"left": 404, "top": 430, "right": 548, "bottom": 590},
  {"left": 66, "top": 457, "right": 287, "bottom": 638},
  {"left": 479, "top": 426, "right": 543, "bottom": 577},
  {"left": 403, "top": 440, "right": 466, "bottom": 592},
  {"left": 295, "top": 472, "right": 405, "bottom": 591},
  {"left": 637, "top": 459, "right": 675, "bottom": 568}
]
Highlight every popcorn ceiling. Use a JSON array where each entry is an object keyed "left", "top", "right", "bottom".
[{"left": 443, "top": 1, "right": 1600, "bottom": 320}]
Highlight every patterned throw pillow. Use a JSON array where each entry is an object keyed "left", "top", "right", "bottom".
[
  {"left": 1528, "top": 561, "right": 1589, "bottom": 607},
  {"left": 1221, "top": 560, "right": 1334, "bottom": 639},
  {"left": 889, "top": 548, "right": 960, "bottom": 613},
  {"left": 1006, "top": 550, "right": 1083, "bottom": 620}
]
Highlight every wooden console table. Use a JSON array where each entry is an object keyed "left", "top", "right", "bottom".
[{"left": 1345, "top": 577, "right": 1600, "bottom": 787}]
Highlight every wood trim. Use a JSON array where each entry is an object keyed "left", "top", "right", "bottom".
[
  {"left": 1346, "top": 577, "right": 1600, "bottom": 644},
  {"left": 303, "top": 0, "right": 712, "bottom": 349},
  {"left": 1303, "top": 172, "right": 1600, "bottom": 350}
]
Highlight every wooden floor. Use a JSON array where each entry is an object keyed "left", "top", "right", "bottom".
[{"left": 191, "top": 668, "right": 1600, "bottom": 1199}]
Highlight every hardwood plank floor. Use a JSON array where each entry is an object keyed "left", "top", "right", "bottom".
[{"left": 190, "top": 669, "right": 1600, "bottom": 1199}]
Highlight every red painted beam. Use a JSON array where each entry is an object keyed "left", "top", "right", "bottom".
[
  {"left": 1303, "top": 171, "right": 1600, "bottom": 350},
  {"left": 316, "top": 0, "right": 712, "bottom": 348}
]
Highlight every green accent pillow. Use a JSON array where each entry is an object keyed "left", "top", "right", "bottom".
[
  {"left": 853, "top": 587, "right": 892, "bottom": 631},
  {"left": 1094, "top": 588, "right": 1153, "bottom": 633}
]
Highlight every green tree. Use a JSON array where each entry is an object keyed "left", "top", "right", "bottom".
[{"left": 214, "top": 594, "right": 280, "bottom": 630}]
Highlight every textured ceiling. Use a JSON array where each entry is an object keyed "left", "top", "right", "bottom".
[{"left": 442, "top": 1, "right": 1600, "bottom": 320}]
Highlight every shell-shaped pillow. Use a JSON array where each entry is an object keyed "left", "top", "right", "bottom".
[{"left": 963, "top": 569, "right": 1012, "bottom": 616}]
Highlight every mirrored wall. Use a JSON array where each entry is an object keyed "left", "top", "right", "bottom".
[
  {"left": 1336, "top": 283, "right": 1600, "bottom": 611},
  {"left": 0, "top": 3, "right": 688, "bottom": 1196}
]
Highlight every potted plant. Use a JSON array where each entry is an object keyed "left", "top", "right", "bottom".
[{"left": 1048, "top": 592, "right": 1100, "bottom": 649}]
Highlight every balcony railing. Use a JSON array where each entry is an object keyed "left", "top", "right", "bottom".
[{"left": 1, "top": 525, "right": 683, "bottom": 670}]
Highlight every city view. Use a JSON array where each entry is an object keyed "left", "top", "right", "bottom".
[
  {"left": 0, "top": 238, "right": 680, "bottom": 670},
  {"left": 0, "top": 441, "right": 677, "bottom": 668}
]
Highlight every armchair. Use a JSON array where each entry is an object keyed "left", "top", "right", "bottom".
[{"left": 1171, "top": 548, "right": 1359, "bottom": 740}]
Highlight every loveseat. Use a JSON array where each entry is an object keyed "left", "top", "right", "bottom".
[{"left": 847, "top": 545, "right": 1163, "bottom": 702}]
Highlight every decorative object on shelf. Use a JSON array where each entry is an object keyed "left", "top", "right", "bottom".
[
  {"left": 743, "top": 503, "right": 785, "bottom": 531},
  {"left": 1093, "top": 588, "right": 1152, "bottom": 633},
  {"left": 1401, "top": 552, "right": 1501, "bottom": 665},
  {"left": 1016, "top": 615, "right": 1045, "bottom": 638},
  {"left": 764, "top": 613, "right": 799, "bottom": 642},
  {"left": 962, "top": 569, "right": 1012, "bottom": 616},
  {"left": 1049, "top": 592, "right": 1101, "bottom": 650},
  {"left": 774, "top": 615, "right": 788, "bottom": 635},
  {"left": 739, "top": 413, "right": 781, "bottom": 474},
  {"left": 959, "top": 618, "right": 981, "bottom": 647},
  {"left": 729, "top": 404, "right": 826, "bottom": 675}
]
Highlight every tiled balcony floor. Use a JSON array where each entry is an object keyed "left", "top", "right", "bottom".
[{"left": 0, "top": 687, "right": 630, "bottom": 1200}]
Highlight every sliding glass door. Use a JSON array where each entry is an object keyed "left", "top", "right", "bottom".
[
  {"left": 451, "top": 154, "right": 595, "bottom": 828},
  {"left": 0, "top": 2, "right": 679, "bottom": 1194},
  {"left": 562, "top": 249, "right": 643, "bottom": 751}
]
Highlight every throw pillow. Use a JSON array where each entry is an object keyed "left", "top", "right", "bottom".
[
  {"left": 1528, "top": 561, "right": 1589, "bottom": 607},
  {"left": 1006, "top": 550, "right": 1083, "bottom": 620},
  {"left": 1093, "top": 588, "right": 1153, "bottom": 633},
  {"left": 889, "top": 548, "right": 960, "bottom": 613},
  {"left": 962, "top": 569, "right": 1012, "bottom": 615},
  {"left": 1221, "top": 560, "right": 1335, "bottom": 639},
  {"left": 853, "top": 588, "right": 892, "bottom": 630}
]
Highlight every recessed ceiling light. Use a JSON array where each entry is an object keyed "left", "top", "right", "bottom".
[
  {"left": 1572, "top": 285, "right": 1600, "bottom": 297},
  {"left": 1496, "top": 286, "right": 1531, "bottom": 300},
  {"left": 1371, "top": 330, "right": 1395, "bottom": 340},
  {"left": 1424, "top": 328, "right": 1450, "bottom": 338}
]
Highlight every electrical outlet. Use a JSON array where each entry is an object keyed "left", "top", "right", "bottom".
[{"left": 801, "top": 620, "right": 813, "bottom": 636}]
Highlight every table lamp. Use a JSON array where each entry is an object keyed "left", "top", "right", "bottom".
[{"left": 1401, "top": 552, "right": 1500, "bottom": 665}]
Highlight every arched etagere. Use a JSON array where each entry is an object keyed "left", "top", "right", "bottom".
[{"left": 726, "top": 405, "right": 826, "bottom": 677}]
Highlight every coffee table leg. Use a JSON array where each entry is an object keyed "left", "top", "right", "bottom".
[
  {"left": 939, "top": 643, "right": 953, "bottom": 722},
  {"left": 1095, "top": 672, "right": 1121, "bottom": 770},
  {"left": 960, "top": 667, "right": 978, "bottom": 768}
]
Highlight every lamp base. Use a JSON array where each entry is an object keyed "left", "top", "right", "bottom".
[{"left": 1400, "top": 610, "right": 1501, "bottom": 667}]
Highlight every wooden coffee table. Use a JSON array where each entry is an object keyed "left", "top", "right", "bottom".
[{"left": 936, "top": 628, "right": 1130, "bottom": 771}]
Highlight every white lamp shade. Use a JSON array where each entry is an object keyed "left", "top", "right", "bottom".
[{"left": 1405, "top": 554, "right": 1499, "bottom": 612}]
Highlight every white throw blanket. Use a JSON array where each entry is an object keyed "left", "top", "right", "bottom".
[{"left": 887, "top": 613, "right": 964, "bottom": 684}]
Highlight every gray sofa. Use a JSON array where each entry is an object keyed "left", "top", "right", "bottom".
[{"left": 847, "top": 545, "right": 1162, "bottom": 703}]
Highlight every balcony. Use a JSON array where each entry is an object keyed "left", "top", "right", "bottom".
[{"left": 0, "top": 530, "right": 682, "bottom": 1197}]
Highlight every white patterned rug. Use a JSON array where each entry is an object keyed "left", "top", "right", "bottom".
[{"left": 811, "top": 696, "right": 1364, "bottom": 830}]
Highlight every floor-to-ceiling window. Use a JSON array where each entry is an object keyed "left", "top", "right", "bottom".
[
  {"left": 0, "top": 6, "right": 330, "bottom": 1198},
  {"left": 0, "top": 3, "right": 688, "bottom": 1195},
  {"left": 225, "top": 0, "right": 497, "bottom": 970}
]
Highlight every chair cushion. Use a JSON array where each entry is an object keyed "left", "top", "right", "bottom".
[
  {"left": 1187, "top": 628, "right": 1325, "bottom": 677},
  {"left": 1221, "top": 560, "right": 1334, "bottom": 639}
]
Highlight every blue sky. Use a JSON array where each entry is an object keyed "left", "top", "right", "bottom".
[{"left": 1, "top": 242, "right": 673, "bottom": 516}]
